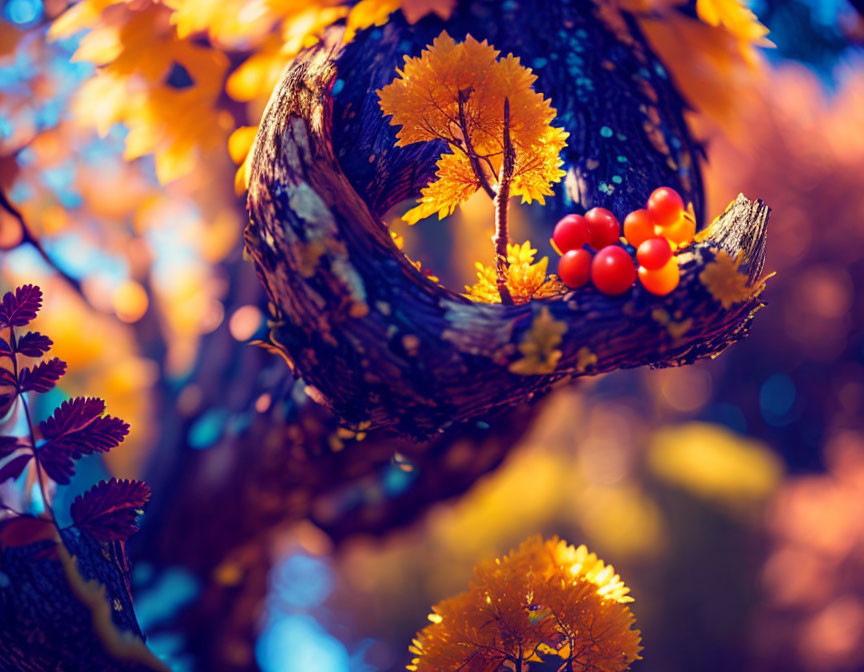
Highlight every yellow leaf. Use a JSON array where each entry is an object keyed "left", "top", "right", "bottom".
[
  {"left": 279, "top": 5, "right": 348, "bottom": 56},
  {"left": 508, "top": 307, "right": 566, "bottom": 375},
  {"left": 696, "top": 0, "right": 772, "bottom": 46},
  {"left": 228, "top": 125, "right": 258, "bottom": 164},
  {"left": 511, "top": 124, "right": 569, "bottom": 204},
  {"left": 47, "top": 0, "right": 121, "bottom": 41},
  {"left": 344, "top": 0, "right": 399, "bottom": 44},
  {"left": 54, "top": 3, "right": 231, "bottom": 184},
  {"left": 699, "top": 249, "right": 759, "bottom": 309},
  {"left": 345, "top": 0, "right": 455, "bottom": 43},
  {"left": 403, "top": 150, "right": 479, "bottom": 224},
  {"left": 229, "top": 126, "right": 258, "bottom": 195},
  {"left": 465, "top": 240, "right": 560, "bottom": 305},
  {"left": 225, "top": 38, "right": 286, "bottom": 102},
  {"left": 72, "top": 25, "right": 122, "bottom": 65}
]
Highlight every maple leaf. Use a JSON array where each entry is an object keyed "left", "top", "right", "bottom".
[
  {"left": 70, "top": 478, "right": 150, "bottom": 541},
  {"left": 0, "top": 284, "right": 42, "bottom": 328},
  {"left": 52, "top": 3, "right": 231, "bottom": 184},
  {"left": 699, "top": 249, "right": 759, "bottom": 309},
  {"left": 38, "top": 397, "right": 130, "bottom": 485},
  {"left": 378, "top": 31, "right": 568, "bottom": 225},
  {"left": 18, "top": 358, "right": 67, "bottom": 393}
]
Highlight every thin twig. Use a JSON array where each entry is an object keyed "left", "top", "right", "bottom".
[
  {"left": 0, "top": 187, "right": 85, "bottom": 297},
  {"left": 9, "top": 326, "right": 60, "bottom": 530},
  {"left": 457, "top": 88, "right": 496, "bottom": 199}
]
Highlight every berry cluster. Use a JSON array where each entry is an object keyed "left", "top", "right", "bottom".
[{"left": 552, "top": 187, "right": 694, "bottom": 297}]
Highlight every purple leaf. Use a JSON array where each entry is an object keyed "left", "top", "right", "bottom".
[
  {"left": 70, "top": 478, "right": 150, "bottom": 541},
  {"left": 0, "top": 515, "right": 56, "bottom": 548},
  {"left": 0, "top": 285, "right": 42, "bottom": 328},
  {"left": 0, "top": 436, "right": 29, "bottom": 457},
  {"left": 39, "top": 397, "right": 105, "bottom": 437},
  {"left": 16, "top": 332, "right": 53, "bottom": 358},
  {"left": 18, "top": 358, "right": 66, "bottom": 393},
  {"left": 0, "top": 338, "right": 10, "bottom": 358},
  {"left": 0, "top": 369, "right": 16, "bottom": 387},
  {"left": 37, "top": 397, "right": 129, "bottom": 484},
  {"left": 38, "top": 450, "right": 76, "bottom": 485},
  {"left": 0, "top": 453, "right": 32, "bottom": 483}
]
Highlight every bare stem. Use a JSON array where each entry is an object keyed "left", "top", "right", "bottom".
[
  {"left": 9, "top": 327, "right": 60, "bottom": 530},
  {"left": 457, "top": 88, "right": 496, "bottom": 199},
  {"left": 493, "top": 98, "right": 515, "bottom": 305}
]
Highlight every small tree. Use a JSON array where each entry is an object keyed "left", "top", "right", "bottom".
[
  {"left": 407, "top": 536, "right": 642, "bottom": 672},
  {"left": 378, "top": 32, "right": 568, "bottom": 303}
]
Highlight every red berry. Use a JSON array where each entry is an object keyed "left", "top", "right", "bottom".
[
  {"left": 591, "top": 246, "right": 636, "bottom": 295},
  {"left": 639, "top": 258, "right": 680, "bottom": 296},
  {"left": 623, "top": 209, "right": 654, "bottom": 248},
  {"left": 553, "top": 214, "right": 590, "bottom": 254},
  {"left": 647, "top": 187, "right": 684, "bottom": 228},
  {"left": 558, "top": 249, "right": 592, "bottom": 288},
  {"left": 663, "top": 214, "right": 696, "bottom": 248},
  {"left": 636, "top": 237, "right": 672, "bottom": 270},
  {"left": 585, "top": 207, "right": 621, "bottom": 249}
]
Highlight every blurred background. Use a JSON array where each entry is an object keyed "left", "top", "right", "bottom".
[{"left": 1, "top": 0, "right": 864, "bottom": 671}]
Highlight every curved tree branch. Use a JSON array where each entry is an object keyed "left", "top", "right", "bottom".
[{"left": 245, "top": 7, "right": 770, "bottom": 438}]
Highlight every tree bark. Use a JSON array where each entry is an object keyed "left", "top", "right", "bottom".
[{"left": 245, "top": 17, "right": 770, "bottom": 438}]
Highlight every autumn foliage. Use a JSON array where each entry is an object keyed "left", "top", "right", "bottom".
[
  {"left": 378, "top": 31, "right": 568, "bottom": 225},
  {"left": 0, "top": 285, "right": 148, "bottom": 542},
  {"left": 378, "top": 31, "right": 568, "bottom": 303},
  {"left": 408, "top": 536, "right": 642, "bottom": 672}
]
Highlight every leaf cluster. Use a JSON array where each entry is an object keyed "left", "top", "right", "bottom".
[
  {"left": 0, "top": 284, "right": 149, "bottom": 544},
  {"left": 408, "top": 536, "right": 642, "bottom": 672},
  {"left": 378, "top": 32, "right": 568, "bottom": 224}
]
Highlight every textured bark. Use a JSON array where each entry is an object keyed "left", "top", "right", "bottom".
[
  {"left": 140, "top": 398, "right": 539, "bottom": 671},
  {"left": 0, "top": 529, "right": 165, "bottom": 671},
  {"left": 0, "top": 4, "right": 773, "bottom": 670},
  {"left": 128, "top": 258, "right": 544, "bottom": 671},
  {"left": 245, "top": 1, "right": 770, "bottom": 438}
]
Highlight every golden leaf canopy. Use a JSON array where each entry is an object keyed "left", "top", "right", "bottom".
[
  {"left": 378, "top": 31, "right": 568, "bottom": 224},
  {"left": 408, "top": 536, "right": 642, "bottom": 672}
]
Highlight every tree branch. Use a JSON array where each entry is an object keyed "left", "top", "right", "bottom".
[
  {"left": 0, "top": 187, "right": 86, "bottom": 298},
  {"left": 245, "top": 38, "right": 771, "bottom": 438},
  {"left": 457, "top": 87, "right": 496, "bottom": 199},
  {"left": 493, "top": 97, "right": 515, "bottom": 305}
]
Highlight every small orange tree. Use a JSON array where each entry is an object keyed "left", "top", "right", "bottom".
[
  {"left": 408, "top": 536, "right": 642, "bottom": 672},
  {"left": 378, "top": 32, "right": 568, "bottom": 303}
]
